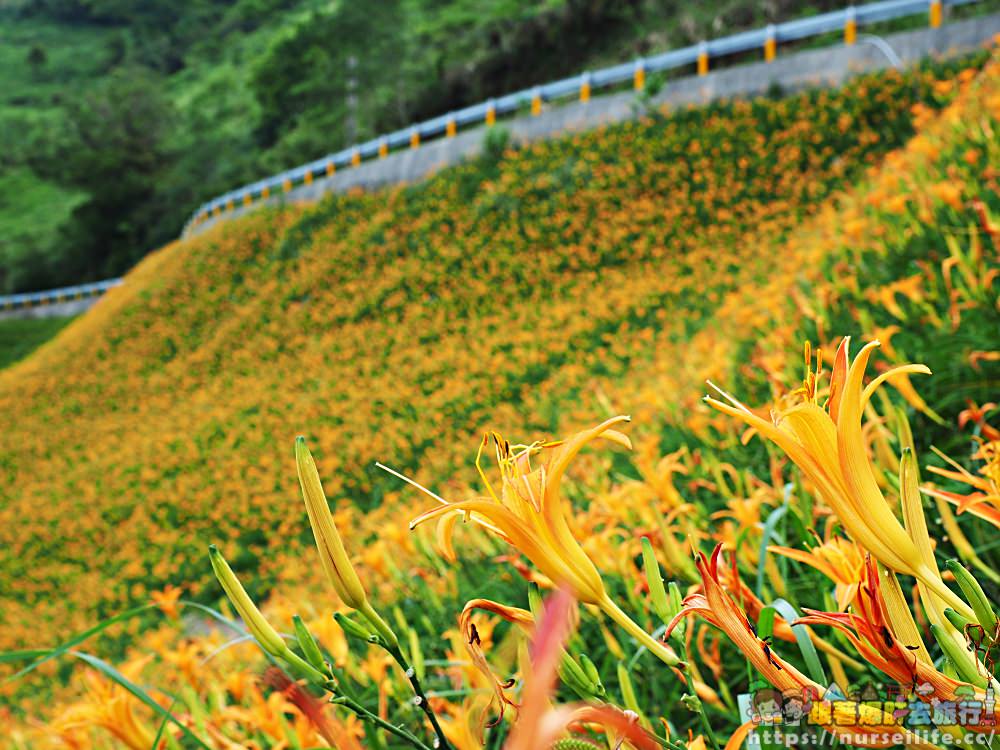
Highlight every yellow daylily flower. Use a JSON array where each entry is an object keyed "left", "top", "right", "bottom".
[
  {"left": 706, "top": 337, "right": 973, "bottom": 621},
  {"left": 385, "top": 416, "right": 680, "bottom": 667}
]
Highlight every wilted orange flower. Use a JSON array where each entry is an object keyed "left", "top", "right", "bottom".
[{"left": 666, "top": 546, "right": 939, "bottom": 748}]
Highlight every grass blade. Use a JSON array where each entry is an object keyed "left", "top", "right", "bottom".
[{"left": 3, "top": 602, "right": 156, "bottom": 683}]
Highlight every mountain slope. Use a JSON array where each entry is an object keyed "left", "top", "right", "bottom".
[{"left": 0, "top": 56, "right": 989, "bottom": 657}]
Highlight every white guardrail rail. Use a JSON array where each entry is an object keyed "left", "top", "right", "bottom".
[
  {"left": 0, "top": 0, "right": 977, "bottom": 311},
  {"left": 0, "top": 278, "right": 123, "bottom": 312}
]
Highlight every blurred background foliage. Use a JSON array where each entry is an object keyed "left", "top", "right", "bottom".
[{"left": 0, "top": 0, "right": 915, "bottom": 295}]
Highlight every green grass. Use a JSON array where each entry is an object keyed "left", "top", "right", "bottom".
[{"left": 0, "top": 316, "right": 75, "bottom": 369}]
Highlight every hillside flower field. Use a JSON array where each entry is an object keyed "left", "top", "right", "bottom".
[{"left": 1, "top": 43, "right": 999, "bottom": 750}]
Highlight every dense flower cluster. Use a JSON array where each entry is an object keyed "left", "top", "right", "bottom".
[{"left": 2, "top": 47, "right": 998, "bottom": 749}]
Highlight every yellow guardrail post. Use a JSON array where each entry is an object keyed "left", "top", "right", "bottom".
[
  {"left": 326, "top": 161, "right": 335, "bottom": 177},
  {"left": 845, "top": 6, "right": 857, "bottom": 45},
  {"left": 531, "top": 87, "right": 542, "bottom": 116},
  {"left": 410, "top": 127, "right": 420, "bottom": 149},
  {"left": 580, "top": 72, "right": 591, "bottom": 103},
  {"left": 262, "top": 185, "right": 270, "bottom": 199},
  {"left": 281, "top": 178, "right": 292, "bottom": 193},
  {"left": 446, "top": 115, "right": 456, "bottom": 137},
  {"left": 378, "top": 138, "right": 388, "bottom": 158},
  {"left": 225, "top": 199, "right": 234, "bottom": 212},
  {"left": 697, "top": 41, "right": 709, "bottom": 76},
  {"left": 929, "top": 0, "right": 942, "bottom": 28},
  {"left": 764, "top": 24, "right": 776, "bottom": 61},
  {"left": 351, "top": 149, "right": 361, "bottom": 167},
  {"left": 633, "top": 60, "right": 645, "bottom": 90},
  {"left": 485, "top": 99, "right": 496, "bottom": 126},
  {"left": 243, "top": 193, "right": 251, "bottom": 206},
  {"left": 304, "top": 170, "right": 313, "bottom": 185}
]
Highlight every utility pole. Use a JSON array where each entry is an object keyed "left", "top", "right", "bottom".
[{"left": 345, "top": 54, "right": 358, "bottom": 147}]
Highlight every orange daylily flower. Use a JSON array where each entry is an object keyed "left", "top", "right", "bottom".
[
  {"left": 924, "top": 438, "right": 1000, "bottom": 530},
  {"left": 770, "top": 535, "right": 864, "bottom": 611},
  {"left": 958, "top": 402, "right": 1000, "bottom": 441},
  {"left": 151, "top": 584, "right": 183, "bottom": 619},
  {"left": 49, "top": 658, "right": 159, "bottom": 750}
]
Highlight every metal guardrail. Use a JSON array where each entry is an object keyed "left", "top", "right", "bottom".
[
  {"left": 181, "top": 0, "right": 973, "bottom": 234},
  {"left": 3, "top": 0, "right": 977, "bottom": 309},
  {"left": 0, "top": 278, "right": 123, "bottom": 311}
]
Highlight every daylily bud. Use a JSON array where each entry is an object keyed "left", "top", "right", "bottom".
[
  {"left": 943, "top": 607, "right": 972, "bottom": 632},
  {"left": 578, "top": 653, "right": 604, "bottom": 696},
  {"left": 945, "top": 560, "right": 998, "bottom": 634},
  {"left": 641, "top": 537, "right": 671, "bottom": 624},
  {"left": 930, "top": 623, "right": 988, "bottom": 688},
  {"left": 616, "top": 662, "right": 649, "bottom": 727},
  {"left": 558, "top": 654, "right": 598, "bottom": 699},
  {"left": 293, "top": 615, "right": 328, "bottom": 675},
  {"left": 408, "top": 627, "right": 425, "bottom": 682},
  {"left": 666, "top": 581, "right": 685, "bottom": 642},
  {"left": 296, "top": 437, "right": 368, "bottom": 610},
  {"left": 681, "top": 693, "right": 703, "bottom": 712},
  {"left": 209, "top": 545, "right": 287, "bottom": 657},
  {"left": 334, "top": 612, "right": 376, "bottom": 642}
]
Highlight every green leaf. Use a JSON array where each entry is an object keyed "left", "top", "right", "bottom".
[
  {"left": 769, "top": 598, "right": 827, "bottom": 685},
  {"left": 756, "top": 497, "right": 790, "bottom": 597},
  {"left": 3, "top": 602, "right": 156, "bottom": 684}
]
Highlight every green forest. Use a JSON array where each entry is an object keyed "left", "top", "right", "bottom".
[{"left": 0, "top": 0, "right": 990, "bottom": 295}]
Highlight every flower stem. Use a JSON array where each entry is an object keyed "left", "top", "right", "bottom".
[
  {"left": 359, "top": 600, "right": 454, "bottom": 750},
  {"left": 678, "top": 641, "right": 723, "bottom": 750},
  {"left": 334, "top": 695, "right": 434, "bottom": 750},
  {"left": 600, "top": 597, "right": 682, "bottom": 668}
]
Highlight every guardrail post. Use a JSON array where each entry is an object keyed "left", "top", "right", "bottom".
[
  {"left": 486, "top": 99, "right": 496, "bottom": 126},
  {"left": 378, "top": 138, "right": 389, "bottom": 158},
  {"left": 764, "top": 24, "right": 776, "bottom": 61},
  {"left": 351, "top": 149, "right": 361, "bottom": 167},
  {"left": 580, "top": 72, "right": 591, "bottom": 103},
  {"left": 243, "top": 193, "right": 252, "bottom": 206},
  {"left": 845, "top": 7, "right": 857, "bottom": 45},
  {"left": 531, "top": 87, "right": 542, "bottom": 116},
  {"left": 410, "top": 127, "right": 420, "bottom": 149},
  {"left": 326, "top": 161, "right": 336, "bottom": 177},
  {"left": 929, "top": 0, "right": 942, "bottom": 28},
  {"left": 633, "top": 59, "right": 645, "bottom": 90},
  {"left": 225, "top": 199, "right": 234, "bottom": 212},
  {"left": 697, "top": 41, "right": 709, "bottom": 75},
  {"left": 304, "top": 169, "right": 313, "bottom": 185},
  {"left": 282, "top": 178, "right": 292, "bottom": 193},
  {"left": 262, "top": 185, "right": 270, "bottom": 199},
  {"left": 446, "top": 115, "right": 456, "bottom": 137}
]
